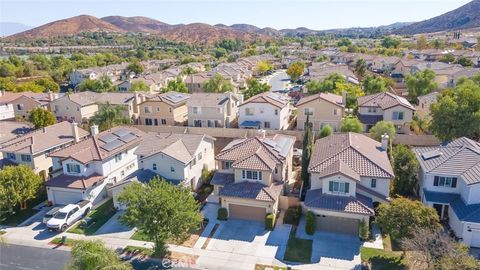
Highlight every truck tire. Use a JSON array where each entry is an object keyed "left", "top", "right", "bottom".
[
  {"left": 61, "top": 224, "right": 68, "bottom": 232},
  {"left": 83, "top": 208, "right": 90, "bottom": 217}
]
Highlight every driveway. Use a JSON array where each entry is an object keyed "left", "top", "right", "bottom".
[{"left": 94, "top": 211, "right": 135, "bottom": 239}]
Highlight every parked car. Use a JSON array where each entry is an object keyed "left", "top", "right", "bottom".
[
  {"left": 42, "top": 206, "right": 62, "bottom": 224},
  {"left": 46, "top": 200, "right": 92, "bottom": 232}
]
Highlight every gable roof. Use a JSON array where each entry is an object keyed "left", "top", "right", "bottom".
[
  {"left": 187, "top": 92, "right": 239, "bottom": 108},
  {"left": 309, "top": 133, "right": 394, "bottom": 179},
  {"left": 143, "top": 91, "right": 190, "bottom": 107},
  {"left": 219, "top": 181, "right": 283, "bottom": 202},
  {"left": 358, "top": 92, "right": 415, "bottom": 111},
  {"left": 296, "top": 92, "right": 344, "bottom": 107},
  {"left": 239, "top": 92, "right": 290, "bottom": 109},
  {"left": 304, "top": 189, "right": 374, "bottom": 215},
  {"left": 413, "top": 137, "right": 480, "bottom": 185}
]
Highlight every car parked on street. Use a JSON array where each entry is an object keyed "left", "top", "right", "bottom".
[
  {"left": 46, "top": 200, "right": 92, "bottom": 232},
  {"left": 42, "top": 206, "right": 62, "bottom": 224}
]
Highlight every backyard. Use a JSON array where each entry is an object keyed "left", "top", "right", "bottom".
[{"left": 68, "top": 199, "right": 116, "bottom": 235}]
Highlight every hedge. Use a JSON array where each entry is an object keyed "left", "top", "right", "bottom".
[
  {"left": 217, "top": 207, "right": 228, "bottom": 220},
  {"left": 283, "top": 206, "right": 302, "bottom": 225},
  {"left": 305, "top": 211, "right": 316, "bottom": 235},
  {"left": 265, "top": 213, "right": 276, "bottom": 230},
  {"left": 359, "top": 219, "right": 370, "bottom": 240}
]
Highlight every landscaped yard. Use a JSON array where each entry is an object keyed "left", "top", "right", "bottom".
[
  {"left": 68, "top": 199, "right": 116, "bottom": 235},
  {"left": 131, "top": 225, "right": 204, "bottom": 248},
  {"left": 1, "top": 193, "right": 46, "bottom": 226},
  {"left": 255, "top": 264, "right": 293, "bottom": 270},
  {"left": 50, "top": 237, "right": 79, "bottom": 246},
  {"left": 283, "top": 229, "right": 312, "bottom": 263},
  {"left": 361, "top": 247, "right": 406, "bottom": 270}
]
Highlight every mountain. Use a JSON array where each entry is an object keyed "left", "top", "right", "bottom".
[
  {"left": 8, "top": 15, "right": 125, "bottom": 39},
  {"left": 229, "top": 24, "right": 260, "bottom": 33},
  {"left": 101, "top": 16, "right": 173, "bottom": 32},
  {"left": 395, "top": 0, "right": 480, "bottom": 34},
  {"left": 0, "top": 22, "right": 33, "bottom": 37}
]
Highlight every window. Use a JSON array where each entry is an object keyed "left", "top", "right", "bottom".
[
  {"left": 152, "top": 163, "right": 157, "bottom": 171},
  {"left": 170, "top": 166, "right": 175, "bottom": 172},
  {"left": 121, "top": 170, "right": 125, "bottom": 177},
  {"left": 144, "top": 106, "right": 152, "bottom": 113},
  {"left": 161, "top": 119, "right": 167, "bottom": 125},
  {"left": 66, "top": 163, "right": 81, "bottom": 173},
  {"left": 193, "top": 107, "right": 200, "bottom": 114},
  {"left": 333, "top": 108, "right": 338, "bottom": 116},
  {"left": 260, "top": 108, "right": 264, "bottom": 114},
  {"left": 371, "top": 179, "right": 377, "bottom": 188},
  {"left": 217, "top": 107, "right": 223, "bottom": 114},
  {"left": 198, "top": 152, "right": 202, "bottom": 160},
  {"left": 115, "top": 153, "right": 123, "bottom": 162},
  {"left": 21, "top": 154, "right": 31, "bottom": 162},
  {"left": 16, "top": 104, "right": 24, "bottom": 110},
  {"left": 207, "top": 120, "right": 213, "bottom": 127},
  {"left": 54, "top": 105, "right": 59, "bottom": 112},
  {"left": 154, "top": 119, "right": 158, "bottom": 126},
  {"left": 145, "top": 118, "right": 153, "bottom": 125},
  {"left": 304, "top": 108, "right": 314, "bottom": 116},
  {"left": 328, "top": 181, "right": 350, "bottom": 193},
  {"left": 245, "top": 108, "right": 254, "bottom": 116},
  {"left": 434, "top": 176, "right": 457, "bottom": 188},
  {"left": 264, "top": 122, "right": 271, "bottom": 129},
  {"left": 275, "top": 167, "right": 278, "bottom": 174},
  {"left": 242, "top": 170, "right": 262, "bottom": 181},
  {"left": 169, "top": 107, "right": 172, "bottom": 113},
  {"left": 156, "top": 107, "right": 160, "bottom": 112},
  {"left": 368, "top": 107, "right": 377, "bottom": 113},
  {"left": 193, "top": 120, "right": 202, "bottom": 127},
  {"left": 7, "top": 153, "right": 16, "bottom": 160},
  {"left": 223, "top": 161, "right": 233, "bottom": 169},
  {"left": 392, "top": 111, "right": 404, "bottom": 120},
  {"left": 274, "top": 109, "right": 278, "bottom": 115}
]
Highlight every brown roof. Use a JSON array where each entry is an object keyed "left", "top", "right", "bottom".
[
  {"left": 304, "top": 189, "right": 374, "bottom": 215},
  {"left": 46, "top": 173, "right": 106, "bottom": 189},
  {"left": 309, "top": 133, "right": 394, "bottom": 179},
  {"left": 0, "top": 121, "right": 89, "bottom": 155},
  {"left": 0, "top": 91, "right": 22, "bottom": 105},
  {"left": 296, "top": 92, "right": 344, "bottom": 107},
  {"left": 239, "top": 92, "right": 290, "bottom": 109},
  {"left": 358, "top": 92, "right": 415, "bottom": 111},
  {"left": 219, "top": 181, "right": 283, "bottom": 202},
  {"left": 0, "top": 121, "right": 32, "bottom": 144},
  {"left": 49, "top": 126, "right": 144, "bottom": 164}
]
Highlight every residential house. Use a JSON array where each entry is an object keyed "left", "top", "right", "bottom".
[
  {"left": 135, "top": 132, "right": 215, "bottom": 190},
  {"left": 447, "top": 68, "right": 480, "bottom": 88},
  {"left": 307, "top": 63, "right": 359, "bottom": 84},
  {"left": 138, "top": 91, "right": 190, "bottom": 126},
  {"left": 413, "top": 138, "right": 480, "bottom": 248},
  {"left": 0, "top": 121, "right": 89, "bottom": 178},
  {"left": 305, "top": 133, "right": 394, "bottom": 235},
  {"left": 0, "top": 91, "right": 20, "bottom": 120},
  {"left": 46, "top": 126, "right": 144, "bottom": 205},
  {"left": 0, "top": 121, "right": 32, "bottom": 161},
  {"left": 69, "top": 63, "right": 128, "bottom": 86},
  {"left": 238, "top": 92, "right": 292, "bottom": 130},
  {"left": 296, "top": 92, "right": 345, "bottom": 131},
  {"left": 416, "top": 92, "right": 439, "bottom": 119},
  {"left": 358, "top": 92, "right": 415, "bottom": 133},
  {"left": 411, "top": 62, "right": 464, "bottom": 89},
  {"left": 391, "top": 58, "right": 423, "bottom": 82},
  {"left": 370, "top": 56, "right": 400, "bottom": 74},
  {"left": 11, "top": 91, "right": 62, "bottom": 118},
  {"left": 210, "top": 134, "right": 295, "bottom": 221},
  {"left": 117, "top": 77, "right": 160, "bottom": 93},
  {"left": 187, "top": 93, "right": 242, "bottom": 128}
]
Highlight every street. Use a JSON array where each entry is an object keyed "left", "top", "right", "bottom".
[
  {"left": 0, "top": 243, "right": 70, "bottom": 270},
  {"left": 268, "top": 70, "right": 290, "bottom": 92}
]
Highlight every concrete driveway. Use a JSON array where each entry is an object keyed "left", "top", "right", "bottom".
[{"left": 94, "top": 211, "right": 135, "bottom": 239}]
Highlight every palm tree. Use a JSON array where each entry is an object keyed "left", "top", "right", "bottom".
[{"left": 91, "top": 103, "right": 132, "bottom": 131}]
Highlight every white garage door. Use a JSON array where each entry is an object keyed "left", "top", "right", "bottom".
[
  {"left": 471, "top": 231, "right": 480, "bottom": 248},
  {"left": 53, "top": 190, "right": 83, "bottom": 205}
]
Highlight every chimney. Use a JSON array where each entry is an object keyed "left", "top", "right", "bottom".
[
  {"left": 258, "top": 129, "right": 266, "bottom": 139},
  {"left": 381, "top": 133, "right": 389, "bottom": 151},
  {"left": 341, "top": 91, "right": 347, "bottom": 107},
  {"left": 72, "top": 122, "right": 80, "bottom": 143},
  {"left": 90, "top": 124, "right": 99, "bottom": 137},
  {"left": 48, "top": 91, "right": 55, "bottom": 102}
]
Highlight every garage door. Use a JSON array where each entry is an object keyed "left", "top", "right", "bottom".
[
  {"left": 228, "top": 204, "right": 266, "bottom": 221},
  {"left": 315, "top": 215, "right": 359, "bottom": 235},
  {"left": 52, "top": 190, "right": 83, "bottom": 205},
  {"left": 471, "top": 231, "right": 480, "bottom": 248}
]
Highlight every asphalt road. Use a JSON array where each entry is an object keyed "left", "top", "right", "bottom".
[
  {"left": 268, "top": 70, "right": 290, "bottom": 92},
  {"left": 0, "top": 243, "right": 70, "bottom": 270}
]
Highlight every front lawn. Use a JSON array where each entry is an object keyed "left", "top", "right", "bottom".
[
  {"left": 131, "top": 226, "right": 204, "bottom": 248},
  {"left": 283, "top": 229, "right": 312, "bottom": 263},
  {"left": 67, "top": 199, "right": 116, "bottom": 235},
  {"left": 1, "top": 193, "right": 46, "bottom": 226},
  {"left": 361, "top": 247, "right": 406, "bottom": 270},
  {"left": 50, "top": 237, "right": 79, "bottom": 246}
]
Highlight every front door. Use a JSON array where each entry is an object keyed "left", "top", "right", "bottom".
[
  {"left": 442, "top": 205, "right": 449, "bottom": 220},
  {"left": 433, "top": 204, "right": 443, "bottom": 219}
]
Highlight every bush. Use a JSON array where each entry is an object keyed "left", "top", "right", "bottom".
[
  {"left": 359, "top": 219, "right": 370, "bottom": 241},
  {"left": 201, "top": 168, "right": 215, "bottom": 185},
  {"left": 265, "top": 213, "right": 276, "bottom": 230},
  {"left": 283, "top": 206, "right": 302, "bottom": 225},
  {"left": 217, "top": 207, "right": 228, "bottom": 220},
  {"left": 305, "top": 211, "right": 316, "bottom": 235},
  {"left": 202, "top": 185, "right": 213, "bottom": 194}
]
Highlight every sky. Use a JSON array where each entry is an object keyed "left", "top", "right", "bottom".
[{"left": 0, "top": 0, "right": 473, "bottom": 30}]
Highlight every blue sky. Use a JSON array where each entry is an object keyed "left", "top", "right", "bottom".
[{"left": 0, "top": 0, "right": 472, "bottom": 30}]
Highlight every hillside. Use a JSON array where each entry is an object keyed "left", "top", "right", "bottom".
[
  {"left": 101, "top": 16, "right": 173, "bottom": 32},
  {"left": 395, "top": 0, "right": 480, "bottom": 34},
  {"left": 8, "top": 15, "right": 125, "bottom": 39},
  {"left": 0, "top": 22, "right": 33, "bottom": 37}
]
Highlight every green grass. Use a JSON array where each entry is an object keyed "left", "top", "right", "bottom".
[
  {"left": 1, "top": 193, "right": 46, "bottom": 226},
  {"left": 131, "top": 229, "right": 150, "bottom": 241},
  {"left": 284, "top": 230, "right": 313, "bottom": 263},
  {"left": 50, "top": 237, "right": 80, "bottom": 246},
  {"left": 67, "top": 199, "right": 116, "bottom": 235},
  {"left": 123, "top": 245, "right": 153, "bottom": 256},
  {"left": 361, "top": 247, "right": 406, "bottom": 270},
  {"left": 255, "top": 264, "right": 294, "bottom": 270}
]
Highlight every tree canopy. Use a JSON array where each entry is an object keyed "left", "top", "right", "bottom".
[
  {"left": 361, "top": 74, "right": 393, "bottom": 94},
  {"left": 369, "top": 121, "right": 396, "bottom": 142},
  {"left": 162, "top": 77, "right": 188, "bottom": 93},
  {"left": 76, "top": 75, "right": 114, "bottom": 92},
  {"left": 391, "top": 144, "right": 419, "bottom": 196},
  {"left": 243, "top": 78, "right": 271, "bottom": 100},
  {"left": 306, "top": 73, "right": 364, "bottom": 109},
  {"left": 286, "top": 61, "right": 305, "bottom": 82},
  {"left": 340, "top": 117, "right": 363, "bottom": 133},
  {"left": 406, "top": 69, "right": 437, "bottom": 104},
  {"left": 130, "top": 81, "right": 150, "bottom": 92},
  {"left": 204, "top": 74, "right": 234, "bottom": 93},
  {"left": 28, "top": 107, "right": 56, "bottom": 129},
  {"left": 381, "top": 36, "right": 401, "bottom": 49},
  {"left": 66, "top": 240, "right": 132, "bottom": 270},
  {"left": 354, "top": 58, "right": 367, "bottom": 77},
  {"left": 255, "top": 60, "right": 274, "bottom": 75},
  {"left": 90, "top": 103, "right": 132, "bottom": 132},
  {"left": 319, "top": 124, "right": 333, "bottom": 139},
  {"left": 127, "top": 61, "right": 144, "bottom": 75}
]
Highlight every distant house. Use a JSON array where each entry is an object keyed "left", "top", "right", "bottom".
[
  {"left": 11, "top": 91, "right": 62, "bottom": 119},
  {"left": 411, "top": 62, "right": 464, "bottom": 89},
  {"left": 305, "top": 133, "right": 393, "bottom": 235},
  {"left": 416, "top": 92, "right": 439, "bottom": 119},
  {"left": 358, "top": 92, "right": 415, "bottom": 133},
  {"left": 238, "top": 92, "right": 292, "bottom": 130},
  {"left": 307, "top": 63, "right": 359, "bottom": 84},
  {"left": 69, "top": 63, "right": 128, "bottom": 86},
  {"left": 370, "top": 56, "right": 400, "bottom": 74},
  {"left": 46, "top": 126, "right": 144, "bottom": 205},
  {"left": 210, "top": 134, "right": 295, "bottom": 221},
  {"left": 296, "top": 92, "right": 345, "bottom": 131},
  {"left": 137, "top": 91, "right": 190, "bottom": 126},
  {"left": 187, "top": 92, "right": 242, "bottom": 128},
  {"left": 413, "top": 138, "right": 480, "bottom": 248},
  {"left": 0, "top": 90, "right": 20, "bottom": 120}
]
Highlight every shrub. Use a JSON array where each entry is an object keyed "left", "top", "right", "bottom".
[
  {"left": 305, "top": 211, "right": 316, "bottom": 235},
  {"left": 202, "top": 185, "right": 213, "bottom": 194},
  {"left": 283, "top": 206, "right": 302, "bottom": 225},
  {"left": 265, "top": 213, "right": 276, "bottom": 230},
  {"left": 217, "top": 207, "right": 228, "bottom": 220},
  {"left": 359, "top": 219, "right": 370, "bottom": 241},
  {"left": 201, "top": 168, "right": 215, "bottom": 185}
]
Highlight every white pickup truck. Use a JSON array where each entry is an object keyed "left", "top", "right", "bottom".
[{"left": 46, "top": 200, "right": 92, "bottom": 232}]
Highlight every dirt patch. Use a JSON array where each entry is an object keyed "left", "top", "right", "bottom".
[{"left": 166, "top": 251, "right": 199, "bottom": 266}]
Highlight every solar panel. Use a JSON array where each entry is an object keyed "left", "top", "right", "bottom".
[
  {"left": 101, "top": 140, "right": 126, "bottom": 151},
  {"left": 113, "top": 128, "right": 130, "bottom": 137},
  {"left": 98, "top": 133, "right": 118, "bottom": 143},
  {"left": 119, "top": 133, "right": 137, "bottom": 143},
  {"left": 422, "top": 150, "right": 442, "bottom": 160}
]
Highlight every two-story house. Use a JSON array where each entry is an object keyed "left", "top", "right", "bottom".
[
  {"left": 210, "top": 134, "right": 295, "bottom": 221},
  {"left": 187, "top": 93, "right": 242, "bottom": 128},
  {"left": 296, "top": 92, "right": 345, "bottom": 131},
  {"left": 0, "top": 90, "right": 20, "bottom": 120},
  {"left": 11, "top": 91, "right": 62, "bottom": 119},
  {"left": 135, "top": 132, "right": 215, "bottom": 190},
  {"left": 138, "top": 91, "right": 190, "bottom": 126},
  {"left": 0, "top": 121, "right": 89, "bottom": 179},
  {"left": 238, "top": 92, "right": 292, "bottom": 130},
  {"left": 45, "top": 126, "right": 144, "bottom": 205},
  {"left": 358, "top": 92, "right": 415, "bottom": 133},
  {"left": 413, "top": 138, "right": 480, "bottom": 248},
  {"left": 305, "top": 133, "right": 394, "bottom": 235}
]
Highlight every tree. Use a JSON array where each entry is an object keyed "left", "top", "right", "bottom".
[
  {"left": 130, "top": 81, "right": 150, "bottom": 92},
  {"left": 337, "top": 38, "right": 352, "bottom": 47},
  {"left": 118, "top": 177, "right": 202, "bottom": 256},
  {"left": 301, "top": 116, "right": 313, "bottom": 190},
  {"left": 255, "top": 60, "right": 273, "bottom": 75},
  {"left": 28, "top": 108, "right": 56, "bottom": 129},
  {"left": 381, "top": 36, "right": 401, "bottom": 49},
  {"left": 0, "top": 165, "right": 43, "bottom": 219},
  {"left": 369, "top": 121, "right": 396, "bottom": 142},
  {"left": 127, "top": 61, "right": 144, "bottom": 75},
  {"left": 454, "top": 56, "right": 474, "bottom": 67},
  {"left": 0, "top": 77, "right": 17, "bottom": 92},
  {"left": 430, "top": 79, "right": 480, "bottom": 141},
  {"left": 286, "top": 61, "right": 305, "bottom": 82},
  {"left": 306, "top": 73, "right": 364, "bottom": 109},
  {"left": 439, "top": 54, "right": 455, "bottom": 64},
  {"left": 406, "top": 69, "right": 437, "bottom": 104},
  {"left": 77, "top": 75, "right": 113, "bottom": 92},
  {"left": 162, "top": 77, "right": 188, "bottom": 93},
  {"left": 354, "top": 58, "right": 367, "bottom": 77},
  {"left": 319, "top": 124, "right": 333, "bottom": 139},
  {"left": 375, "top": 197, "right": 440, "bottom": 240},
  {"left": 391, "top": 145, "right": 419, "bottom": 196},
  {"left": 416, "top": 36, "right": 428, "bottom": 50},
  {"left": 204, "top": 74, "right": 234, "bottom": 93},
  {"left": 90, "top": 103, "right": 132, "bottom": 132},
  {"left": 243, "top": 78, "right": 270, "bottom": 100},
  {"left": 340, "top": 117, "right": 363, "bottom": 133},
  {"left": 361, "top": 75, "right": 393, "bottom": 94},
  {"left": 213, "top": 47, "right": 228, "bottom": 59},
  {"left": 66, "top": 240, "right": 132, "bottom": 270}
]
